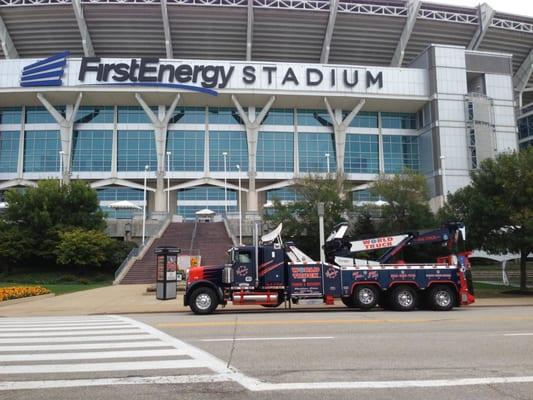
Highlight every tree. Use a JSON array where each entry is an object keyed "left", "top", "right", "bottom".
[
  {"left": 264, "top": 174, "right": 352, "bottom": 259},
  {"left": 441, "top": 148, "right": 533, "bottom": 290},
  {"left": 55, "top": 229, "right": 115, "bottom": 270},
  {"left": 369, "top": 169, "right": 435, "bottom": 234}
]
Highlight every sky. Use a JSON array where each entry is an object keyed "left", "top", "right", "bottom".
[{"left": 423, "top": 0, "right": 533, "bottom": 17}]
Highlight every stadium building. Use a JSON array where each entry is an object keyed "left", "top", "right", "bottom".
[{"left": 0, "top": 0, "right": 530, "bottom": 232}]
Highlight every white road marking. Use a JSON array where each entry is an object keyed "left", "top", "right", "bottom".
[
  {"left": 0, "top": 359, "right": 208, "bottom": 374},
  {"left": 0, "top": 324, "right": 132, "bottom": 332},
  {"left": 503, "top": 333, "right": 533, "bottom": 336},
  {"left": 0, "top": 374, "right": 232, "bottom": 391},
  {"left": 0, "top": 328, "right": 142, "bottom": 337},
  {"left": 0, "top": 348, "right": 186, "bottom": 362},
  {"left": 0, "top": 340, "right": 169, "bottom": 352},
  {"left": 0, "top": 334, "right": 152, "bottom": 343},
  {"left": 200, "top": 336, "right": 335, "bottom": 342}
]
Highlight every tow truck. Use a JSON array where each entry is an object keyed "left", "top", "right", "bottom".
[{"left": 184, "top": 222, "right": 475, "bottom": 314}]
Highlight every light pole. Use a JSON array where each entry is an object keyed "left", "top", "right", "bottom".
[
  {"left": 142, "top": 164, "right": 150, "bottom": 246},
  {"left": 222, "top": 151, "right": 228, "bottom": 214},
  {"left": 58, "top": 150, "right": 65, "bottom": 186},
  {"left": 166, "top": 151, "right": 171, "bottom": 214},
  {"left": 317, "top": 202, "right": 325, "bottom": 263},
  {"left": 236, "top": 164, "right": 242, "bottom": 245},
  {"left": 325, "top": 153, "right": 330, "bottom": 174},
  {"left": 440, "top": 155, "right": 447, "bottom": 205}
]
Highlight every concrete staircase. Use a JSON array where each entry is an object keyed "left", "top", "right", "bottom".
[{"left": 120, "top": 221, "right": 233, "bottom": 284}]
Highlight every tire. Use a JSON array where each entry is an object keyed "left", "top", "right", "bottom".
[
  {"left": 353, "top": 285, "right": 379, "bottom": 310},
  {"left": 391, "top": 285, "right": 418, "bottom": 311},
  {"left": 427, "top": 285, "right": 455, "bottom": 311},
  {"left": 189, "top": 287, "right": 219, "bottom": 315},
  {"left": 341, "top": 296, "right": 356, "bottom": 308}
]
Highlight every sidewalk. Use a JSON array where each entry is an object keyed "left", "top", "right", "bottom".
[{"left": 1, "top": 284, "right": 533, "bottom": 317}]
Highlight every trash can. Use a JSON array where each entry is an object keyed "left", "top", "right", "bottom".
[{"left": 155, "top": 246, "right": 181, "bottom": 300}]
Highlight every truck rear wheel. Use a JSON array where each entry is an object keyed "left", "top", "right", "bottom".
[
  {"left": 354, "top": 285, "right": 379, "bottom": 310},
  {"left": 427, "top": 285, "right": 455, "bottom": 311},
  {"left": 189, "top": 287, "right": 219, "bottom": 315},
  {"left": 391, "top": 285, "right": 418, "bottom": 311}
]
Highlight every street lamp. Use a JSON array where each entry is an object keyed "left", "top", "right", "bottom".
[
  {"left": 325, "top": 153, "right": 330, "bottom": 174},
  {"left": 166, "top": 151, "right": 171, "bottom": 214},
  {"left": 222, "top": 152, "right": 228, "bottom": 214},
  {"left": 58, "top": 150, "right": 65, "bottom": 186},
  {"left": 142, "top": 164, "right": 150, "bottom": 246},
  {"left": 440, "top": 155, "right": 447, "bottom": 205},
  {"left": 236, "top": 164, "right": 242, "bottom": 245}
]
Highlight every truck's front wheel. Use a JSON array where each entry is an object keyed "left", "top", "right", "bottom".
[{"left": 189, "top": 287, "right": 219, "bottom": 315}]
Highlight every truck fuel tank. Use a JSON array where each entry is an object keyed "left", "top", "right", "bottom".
[
  {"left": 232, "top": 292, "right": 279, "bottom": 305},
  {"left": 222, "top": 265, "right": 234, "bottom": 284}
]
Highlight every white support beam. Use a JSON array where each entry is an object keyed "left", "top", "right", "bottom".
[
  {"left": 0, "top": 13, "right": 18, "bottom": 59},
  {"left": 256, "top": 180, "right": 294, "bottom": 192},
  {"left": 90, "top": 178, "right": 156, "bottom": 192},
  {"left": 320, "top": 0, "right": 338, "bottom": 64},
  {"left": 390, "top": 0, "right": 420, "bottom": 67},
  {"left": 246, "top": 0, "right": 254, "bottom": 61},
  {"left": 72, "top": 0, "right": 95, "bottom": 57},
  {"left": 467, "top": 3, "right": 494, "bottom": 51},
  {"left": 0, "top": 179, "right": 37, "bottom": 190},
  {"left": 161, "top": 0, "right": 173, "bottom": 59},
  {"left": 514, "top": 49, "right": 533, "bottom": 94},
  {"left": 166, "top": 177, "right": 248, "bottom": 193}
]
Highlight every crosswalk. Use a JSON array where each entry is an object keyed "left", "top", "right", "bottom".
[{"left": 0, "top": 315, "right": 241, "bottom": 391}]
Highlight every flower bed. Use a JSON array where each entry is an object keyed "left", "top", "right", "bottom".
[{"left": 0, "top": 286, "right": 50, "bottom": 302}]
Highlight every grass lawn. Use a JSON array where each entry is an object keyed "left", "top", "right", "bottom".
[{"left": 473, "top": 282, "right": 533, "bottom": 298}]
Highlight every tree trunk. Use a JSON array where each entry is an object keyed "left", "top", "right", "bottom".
[{"left": 520, "top": 249, "right": 528, "bottom": 292}]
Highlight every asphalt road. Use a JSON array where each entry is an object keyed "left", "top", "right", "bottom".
[{"left": 1, "top": 305, "right": 533, "bottom": 400}]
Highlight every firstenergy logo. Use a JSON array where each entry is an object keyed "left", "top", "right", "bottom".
[{"left": 20, "top": 51, "right": 69, "bottom": 87}]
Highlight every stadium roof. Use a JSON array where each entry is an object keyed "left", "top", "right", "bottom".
[{"left": 0, "top": 0, "right": 532, "bottom": 102}]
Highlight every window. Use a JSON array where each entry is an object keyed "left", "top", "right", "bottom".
[
  {"left": 344, "top": 134, "right": 379, "bottom": 173},
  {"left": 297, "top": 109, "right": 332, "bottom": 127},
  {"left": 26, "top": 106, "right": 65, "bottom": 124},
  {"left": 352, "top": 189, "right": 381, "bottom": 203},
  {"left": 381, "top": 112, "right": 417, "bottom": 129},
  {"left": 383, "top": 135, "right": 419, "bottom": 173},
  {"left": 167, "top": 130, "right": 204, "bottom": 171},
  {"left": 209, "top": 131, "right": 248, "bottom": 171},
  {"left": 259, "top": 108, "right": 294, "bottom": 125},
  {"left": 518, "top": 115, "right": 533, "bottom": 140},
  {"left": 75, "top": 107, "right": 114, "bottom": 124},
  {"left": 257, "top": 131, "right": 293, "bottom": 172},
  {"left": 266, "top": 187, "right": 301, "bottom": 202},
  {"left": 117, "top": 106, "right": 157, "bottom": 124},
  {"left": 177, "top": 186, "right": 237, "bottom": 219},
  {"left": 298, "top": 132, "right": 336, "bottom": 172},
  {"left": 0, "top": 107, "right": 21, "bottom": 124},
  {"left": 97, "top": 187, "right": 144, "bottom": 219},
  {"left": 117, "top": 130, "right": 157, "bottom": 171},
  {"left": 345, "top": 111, "right": 378, "bottom": 128},
  {"left": 238, "top": 251, "right": 252, "bottom": 264},
  {"left": 0, "top": 131, "right": 19, "bottom": 172},
  {"left": 23, "top": 130, "right": 60, "bottom": 172},
  {"left": 169, "top": 107, "right": 205, "bottom": 124},
  {"left": 208, "top": 107, "right": 244, "bottom": 125},
  {"left": 72, "top": 130, "right": 112, "bottom": 172}
]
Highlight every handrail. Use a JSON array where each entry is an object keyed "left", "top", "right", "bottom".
[{"left": 113, "top": 247, "right": 139, "bottom": 281}]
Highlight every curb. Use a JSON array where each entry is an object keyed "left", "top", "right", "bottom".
[{"left": 0, "top": 293, "right": 56, "bottom": 307}]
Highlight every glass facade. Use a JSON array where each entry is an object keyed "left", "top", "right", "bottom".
[
  {"left": 381, "top": 112, "right": 417, "bottom": 129},
  {"left": 344, "top": 134, "right": 379, "bottom": 173},
  {"left": 26, "top": 107, "right": 65, "bottom": 124},
  {"left": 0, "top": 107, "right": 21, "bottom": 124},
  {"left": 117, "top": 130, "right": 157, "bottom": 171},
  {"left": 208, "top": 108, "right": 244, "bottom": 125},
  {"left": 518, "top": 115, "right": 533, "bottom": 140},
  {"left": 76, "top": 106, "right": 114, "bottom": 124},
  {"left": 257, "top": 131, "right": 293, "bottom": 172},
  {"left": 266, "top": 187, "right": 301, "bottom": 202},
  {"left": 297, "top": 109, "right": 332, "bottom": 127},
  {"left": 259, "top": 108, "right": 294, "bottom": 125},
  {"left": 352, "top": 189, "right": 381, "bottom": 203},
  {"left": 117, "top": 106, "right": 157, "bottom": 124},
  {"left": 0, "top": 131, "right": 19, "bottom": 172},
  {"left": 345, "top": 111, "right": 378, "bottom": 128},
  {"left": 97, "top": 187, "right": 144, "bottom": 219},
  {"left": 169, "top": 107, "right": 205, "bottom": 124},
  {"left": 298, "top": 132, "right": 336, "bottom": 172},
  {"left": 383, "top": 135, "right": 419, "bottom": 173},
  {"left": 177, "top": 186, "right": 237, "bottom": 219},
  {"left": 23, "top": 130, "right": 61, "bottom": 172},
  {"left": 209, "top": 131, "right": 248, "bottom": 171},
  {"left": 167, "top": 130, "right": 204, "bottom": 171},
  {"left": 72, "top": 130, "right": 113, "bottom": 172}
]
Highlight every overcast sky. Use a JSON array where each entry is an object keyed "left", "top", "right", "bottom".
[{"left": 423, "top": 0, "right": 533, "bottom": 17}]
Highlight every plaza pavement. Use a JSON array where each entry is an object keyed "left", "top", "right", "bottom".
[{"left": 1, "top": 284, "right": 533, "bottom": 317}]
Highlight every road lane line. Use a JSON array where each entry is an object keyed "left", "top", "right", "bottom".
[
  {"left": 200, "top": 336, "right": 334, "bottom": 342},
  {"left": 0, "top": 341, "right": 170, "bottom": 352},
  {"left": 0, "top": 359, "right": 208, "bottom": 374},
  {"left": 503, "top": 333, "right": 533, "bottom": 336},
  {"left": 0, "top": 348, "right": 187, "bottom": 362},
  {"left": 0, "top": 324, "right": 133, "bottom": 332},
  {"left": 0, "top": 329, "right": 142, "bottom": 337},
  {"left": 0, "top": 374, "right": 231, "bottom": 391},
  {"left": 0, "top": 334, "right": 153, "bottom": 343}
]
